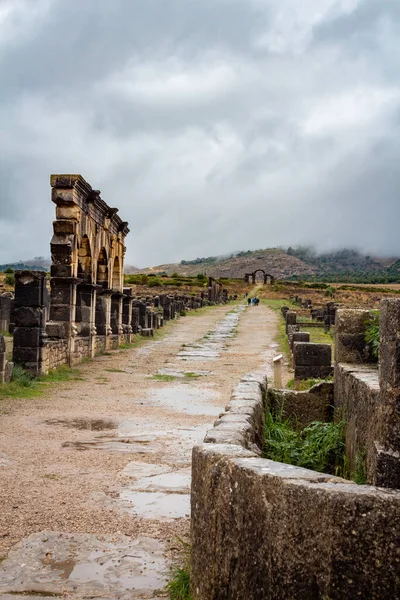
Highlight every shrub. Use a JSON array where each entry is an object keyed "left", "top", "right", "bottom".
[
  {"left": 148, "top": 277, "right": 161, "bottom": 287},
  {"left": 4, "top": 273, "right": 15, "bottom": 286},
  {"left": 166, "top": 540, "right": 191, "bottom": 600},
  {"left": 11, "top": 365, "right": 35, "bottom": 388},
  {"left": 4, "top": 267, "right": 14, "bottom": 274},
  {"left": 263, "top": 409, "right": 346, "bottom": 476},
  {"left": 325, "top": 286, "right": 335, "bottom": 298},
  {"left": 365, "top": 311, "right": 380, "bottom": 361}
]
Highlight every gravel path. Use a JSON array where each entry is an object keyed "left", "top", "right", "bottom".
[{"left": 0, "top": 302, "right": 281, "bottom": 599}]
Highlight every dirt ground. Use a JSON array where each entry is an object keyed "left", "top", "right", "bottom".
[{"left": 0, "top": 301, "right": 282, "bottom": 599}]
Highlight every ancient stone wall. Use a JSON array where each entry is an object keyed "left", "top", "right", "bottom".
[
  {"left": 335, "top": 302, "right": 400, "bottom": 488},
  {"left": 9, "top": 175, "right": 235, "bottom": 377},
  {"left": 191, "top": 372, "right": 400, "bottom": 600},
  {"left": 0, "top": 296, "right": 12, "bottom": 333}
]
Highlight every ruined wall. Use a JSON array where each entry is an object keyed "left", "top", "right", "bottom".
[
  {"left": 335, "top": 302, "right": 400, "bottom": 488},
  {"left": 191, "top": 373, "right": 400, "bottom": 600},
  {"left": 267, "top": 382, "right": 333, "bottom": 428}
]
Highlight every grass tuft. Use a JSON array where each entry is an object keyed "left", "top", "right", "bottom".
[
  {"left": 263, "top": 408, "right": 346, "bottom": 476},
  {"left": 184, "top": 372, "right": 201, "bottom": 379},
  {"left": 151, "top": 374, "right": 177, "bottom": 382},
  {"left": 166, "top": 540, "right": 192, "bottom": 600}
]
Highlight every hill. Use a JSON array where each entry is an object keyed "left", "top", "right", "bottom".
[
  {"left": 140, "top": 247, "right": 400, "bottom": 283},
  {"left": 141, "top": 248, "right": 317, "bottom": 279}
]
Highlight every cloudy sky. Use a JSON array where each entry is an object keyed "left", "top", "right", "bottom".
[{"left": 0, "top": 0, "right": 399, "bottom": 267}]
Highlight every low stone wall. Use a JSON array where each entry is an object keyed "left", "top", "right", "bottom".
[
  {"left": 191, "top": 374, "right": 400, "bottom": 600},
  {"left": 335, "top": 363, "right": 380, "bottom": 483},
  {"left": 267, "top": 382, "right": 333, "bottom": 428},
  {"left": 44, "top": 339, "right": 69, "bottom": 372}
]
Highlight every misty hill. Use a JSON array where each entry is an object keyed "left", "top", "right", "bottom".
[
  {"left": 142, "top": 248, "right": 317, "bottom": 279},
  {"left": 141, "top": 247, "right": 400, "bottom": 283}
]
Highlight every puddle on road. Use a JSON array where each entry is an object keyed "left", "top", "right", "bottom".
[
  {"left": 44, "top": 418, "right": 117, "bottom": 431},
  {"left": 0, "top": 453, "right": 12, "bottom": 467},
  {"left": 128, "top": 467, "right": 191, "bottom": 493},
  {"left": 177, "top": 306, "right": 245, "bottom": 362},
  {"left": 62, "top": 438, "right": 162, "bottom": 454},
  {"left": 120, "top": 461, "right": 172, "bottom": 479},
  {"left": 156, "top": 368, "right": 213, "bottom": 378},
  {"left": 144, "top": 386, "right": 221, "bottom": 416},
  {"left": 119, "top": 491, "right": 190, "bottom": 520},
  {"left": 0, "top": 532, "right": 167, "bottom": 599}
]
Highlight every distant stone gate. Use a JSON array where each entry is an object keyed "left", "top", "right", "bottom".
[{"left": 244, "top": 269, "right": 275, "bottom": 285}]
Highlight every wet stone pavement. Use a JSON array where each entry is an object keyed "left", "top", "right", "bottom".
[{"left": 0, "top": 302, "right": 281, "bottom": 599}]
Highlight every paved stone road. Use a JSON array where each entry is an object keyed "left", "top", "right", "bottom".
[{"left": 0, "top": 302, "right": 280, "bottom": 599}]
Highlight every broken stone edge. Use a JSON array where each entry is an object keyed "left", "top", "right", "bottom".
[{"left": 190, "top": 371, "right": 400, "bottom": 600}]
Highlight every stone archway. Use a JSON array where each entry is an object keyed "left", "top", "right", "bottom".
[
  {"left": 96, "top": 248, "right": 109, "bottom": 289},
  {"left": 244, "top": 270, "right": 275, "bottom": 285},
  {"left": 112, "top": 256, "right": 122, "bottom": 292}
]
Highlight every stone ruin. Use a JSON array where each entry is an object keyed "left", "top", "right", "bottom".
[
  {"left": 244, "top": 269, "right": 275, "bottom": 285},
  {"left": 0, "top": 174, "right": 232, "bottom": 378},
  {"left": 282, "top": 306, "right": 333, "bottom": 381},
  {"left": 190, "top": 298, "right": 400, "bottom": 599}
]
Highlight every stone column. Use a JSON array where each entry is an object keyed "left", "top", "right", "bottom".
[
  {"left": 95, "top": 291, "right": 112, "bottom": 337},
  {"left": 285, "top": 311, "right": 297, "bottom": 334},
  {"left": 122, "top": 288, "right": 133, "bottom": 343},
  {"left": 0, "top": 296, "right": 11, "bottom": 333},
  {"left": 49, "top": 276, "right": 81, "bottom": 365},
  {"left": 110, "top": 293, "right": 123, "bottom": 337},
  {"left": 13, "top": 271, "right": 48, "bottom": 376},
  {"left": 375, "top": 299, "right": 400, "bottom": 488}
]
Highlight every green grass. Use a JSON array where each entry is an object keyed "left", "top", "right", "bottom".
[
  {"left": 365, "top": 311, "right": 380, "bottom": 361},
  {"left": 353, "top": 450, "right": 368, "bottom": 485},
  {"left": 261, "top": 298, "right": 297, "bottom": 311},
  {"left": 286, "top": 377, "right": 333, "bottom": 391},
  {"left": 0, "top": 364, "right": 83, "bottom": 401},
  {"left": 166, "top": 540, "right": 192, "bottom": 600},
  {"left": 151, "top": 374, "right": 177, "bottom": 382},
  {"left": 184, "top": 372, "right": 201, "bottom": 379},
  {"left": 263, "top": 408, "right": 346, "bottom": 477},
  {"left": 38, "top": 365, "right": 84, "bottom": 383},
  {"left": 105, "top": 368, "right": 126, "bottom": 373}
]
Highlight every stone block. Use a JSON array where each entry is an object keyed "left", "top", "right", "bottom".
[
  {"left": 141, "top": 328, "right": 154, "bottom": 337},
  {"left": 374, "top": 444, "right": 400, "bottom": 489},
  {"left": 49, "top": 305, "right": 72, "bottom": 322},
  {"left": 294, "top": 342, "right": 332, "bottom": 380},
  {"left": 335, "top": 309, "right": 372, "bottom": 363},
  {"left": 13, "top": 327, "right": 41, "bottom": 348},
  {"left": 50, "top": 264, "right": 74, "bottom": 278},
  {"left": 285, "top": 310, "right": 296, "bottom": 333},
  {"left": 14, "top": 273, "right": 47, "bottom": 307},
  {"left": 46, "top": 322, "right": 66, "bottom": 338},
  {"left": 13, "top": 347, "right": 40, "bottom": 364},
  {"left": 294, "top": 342, "right": 331, "bottom": 366},
  {"left": 13, "top": 307, "right": 45, "bottom": 328},
  {"left": 290, "top": 331, "right": 310, "bottom": 351}
]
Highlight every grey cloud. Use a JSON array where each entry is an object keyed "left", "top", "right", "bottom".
[{"left": 0, "top": 0, "right": 399, "bottom": 267}]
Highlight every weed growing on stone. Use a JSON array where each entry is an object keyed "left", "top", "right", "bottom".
[
  {"left": 166, "top": 540, "right": 192, "bottom": 600},
  {"left": 365, "top": 311, "right": 380, "bottom": 361},
  {"left": 353, "top": 450, "right": 368, "bottom": 485},
  {"left": 286, "top": 377, "right": 333, "bottom": 391},
  {"left": 151, "top": 374, "right": 177, "bottom": 382},
  {"left": 263, "top": 409, "right": 346, "bottom": 476}
]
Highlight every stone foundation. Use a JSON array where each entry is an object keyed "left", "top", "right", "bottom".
[{"left": 191, "top": 373, "right": 400, "bottom": 599}]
